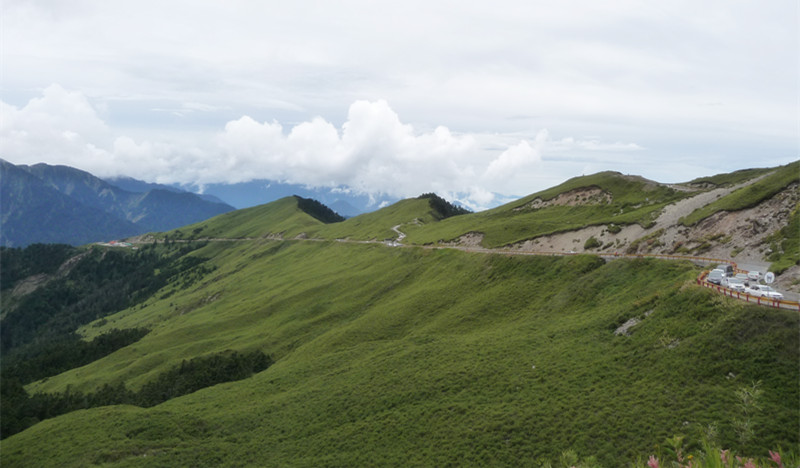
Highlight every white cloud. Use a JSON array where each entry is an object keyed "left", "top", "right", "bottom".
[
  {"left": 485, "top": 132, "right": 547, "bottom": 181},
  {"left": 4, "top": 87, "right": 645, "bottom": 208},
  {"left": 214, "top": 100, "right": 484, "bottom": 198},
  {"left": 0, "top": 84, "right": 112, "bottom": 164},
  {"left": 2, "top": 83, "right": 793, "bottom": 211},
  {"left": 1, "top": 1, "right": 795, "bottom": 204}
]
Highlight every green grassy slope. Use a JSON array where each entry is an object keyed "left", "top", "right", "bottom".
[
  {"left": 8, "top": 240, "right": 798, "bottom": 466},
  {"left": 404, "top": 171, "right": 688, "bottom": 247},
  {"left": 308, "top": 197, "right": 442, "bottom": 241},
  {"left": 764, "top": 203, "right": 800, "bottom": 274},
  {"left": 684, "top": 167, "right": 775, "bottom": 188},
  {"left": 168, "top": 196, "right": 326, "bottom": 240},
  {"left": 170, "top": 196, "right": 448, "bottom": 243},
  {"left": 681, "top": 160, "right": 799, "bottom": 226}
]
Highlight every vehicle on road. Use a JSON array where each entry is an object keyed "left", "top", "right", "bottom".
[
  {"left": 718, "top": 265, "right": 734, "bottom": 277},
  {"left": 747, "top": 271, "right": 761, "bottom": 281},
  {"left": 746, "top": 284, "right": 784, "bottom": 300},
  {"left": 707, "top": 269, "right": 725, "bottom": 285},
  {"left": 722, "top": 277, "right": 746, "bottom": 292}
]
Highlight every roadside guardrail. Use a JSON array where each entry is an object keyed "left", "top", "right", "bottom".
[
  {"left": 696, "top": 270, "right": 800, "bottom": 312},
  {"left": 485, "top": 247, "right": 799, "bottom": 312}
]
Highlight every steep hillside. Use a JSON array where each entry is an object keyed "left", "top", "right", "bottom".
[
  {"left": 680, "top": 160, "right": 799, "bottom": 226},
  {"left": 0, "top": 160, "right": 143, "bottom": 246},
  {"left": 165, "top": 196, "right": 332, "bottom": 240},
  {"left": 308, "top": 196, "right": 453, "bottom": 241},
  {"left": 403, "top": 171, "right": 689, "bottom": 247},
  {"left": 398, "top": 162, "right": 798, "bottom": 289},
  {"left": 126, "top": 189, "right": 235, "bottom": 231},
  {"left": 4, "top": 239, "right": 797, "bottom": 466}
]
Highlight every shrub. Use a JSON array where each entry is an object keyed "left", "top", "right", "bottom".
[{"left": 584, "top": 236, "right": 602, "bottom": 250}]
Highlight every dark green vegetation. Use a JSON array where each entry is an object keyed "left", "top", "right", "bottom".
[
  {"left": 2, "top": 328, "right": 149, "bottom": 386},
  {"left": 2, "top": 350, "right": 271, "bottom": 439},
  {"left": 3, "top": 165, "right": 798, "bottom": 466},
  {"left": 583, "top": 236, "right": 601, "bottom": 250},
  {"left": 1, "top": 242, "right": 210, "bottom": 353},
  {"left": 0, "top": 159, "right": 233, "bottom": 247},
  {"left": 681, "top": 161, "right": 799, "bottom": 226},
  {"left": 294, "top": 195, "right": 347, "bottom": 223},
  {"left": 0, "top": 243, "right": 75, "bottom": 291},
  {"left": 418, "top": 192, "right": 472, "bottom": 219}
]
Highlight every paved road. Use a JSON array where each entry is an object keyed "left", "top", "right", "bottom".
[{"left": 126, "top": 224, "right": 799, "bottom": 308}]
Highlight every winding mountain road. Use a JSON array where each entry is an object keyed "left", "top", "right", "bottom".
[{"left": 124, "top": 211, "right": 798, "bottom": 310}]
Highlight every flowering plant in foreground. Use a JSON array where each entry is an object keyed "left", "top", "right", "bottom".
[
  {"left": 537, "top": 445, "right": 796, "bottom": 468},
  {"left": 634, "top": 445, "right": 794, "bottom": 468}
]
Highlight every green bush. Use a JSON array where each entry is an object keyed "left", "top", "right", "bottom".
[{"left": 584, "top": 236, "right": 602, "bottom": 249}]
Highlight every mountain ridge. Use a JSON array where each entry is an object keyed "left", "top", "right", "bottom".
[{"left": 1, "top": 160, "right": 235, "bottom": 246}]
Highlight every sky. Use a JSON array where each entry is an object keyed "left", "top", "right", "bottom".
[{"left": 1, "top": 0, "right": 797, "bottom": 210}]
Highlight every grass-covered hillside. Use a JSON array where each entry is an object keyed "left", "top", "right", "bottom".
[
  {"left": 170, "top": 193, "right": 464, "bottom": 243},
  {"left": 681, "top": 160, "right": 799, "bottom": 226},
  {"left": 164, "top": 195, "right": 329, "bottom": 240},
  {"left": 4, "top": 237, "right": 798, "bottom": 466},
  {"left": 402, "top": 171, "right": 689, "bottom": 248},
  {"left": 685, "top": 167, "right": 775, "bottom": 188},
  {"left": 3, "top": 164, "right": 798, "bottom": 466}
]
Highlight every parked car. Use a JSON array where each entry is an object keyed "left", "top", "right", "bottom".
[
  {"left": 707, "top": 269, "right": 725, "bottom": 285},
  {"left": 747, "top": 271, "right": 761, "bottom": 281},
  {"left": 722, "top": 277, "right": 746, "bottom": 292},
  {"left": 718, "top": 265, "right": 734, "bottom": 277},
  {"left": 746, "top": 284, "right": 784, "bottom": 300}
]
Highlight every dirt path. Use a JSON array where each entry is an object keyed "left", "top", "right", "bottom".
[{"left": 391, "top": 225, "right": 406, "bottom": 243}]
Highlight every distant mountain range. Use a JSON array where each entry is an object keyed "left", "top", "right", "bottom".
[
  {"left": 1, "top": 160, "right": 235, "bottom": 247},
  {"left": 172, "top": 180, "right": 382, "bottom": 217},
  {"left": 105, "top": 176, "right": 388, "bottom": 218}
]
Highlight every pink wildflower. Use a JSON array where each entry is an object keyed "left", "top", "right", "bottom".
[
  {"left": 647, "top": 455, "right": 660, "bottom": 468},
  {"left": 769, "top": 450, "right": 784, "bottom": 468},
  {"left": 743, "top": 459, "right": 756, "bottom": 468},
  {"left": 721, "top": 450, "right": 730, "bottom": 465}
]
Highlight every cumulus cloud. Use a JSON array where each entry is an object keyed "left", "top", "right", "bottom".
[
  {"left": 214, "top": 100, "right": 484, "bottom": 199},
  {"left": 0, "top": 84, "right": 112, "bottom": 167},
  {"left": 1, "top": 86, "right": 648, "bottom": 210}
]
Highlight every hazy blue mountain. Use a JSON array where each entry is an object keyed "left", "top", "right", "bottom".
[
  {"left": 0, "top": 160, "right": 143, "bottom": 247},
  {"left": 1, "top": 161, "right": 235, "bottom": 247},
  {"left": 102, "top": 176, "right": 184, "bottom": 194},
  {"left": 328, "top": 199, "right": 362, "bottom": 218},
  {"left": 193, "top": 179, "right": 393, "bottom": 213},
  {"left": 104, "top": 176, "right": 229, "bottom": 205},
  {"left": 124, "top": 189, "right": 233, "bottom": 232}
]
